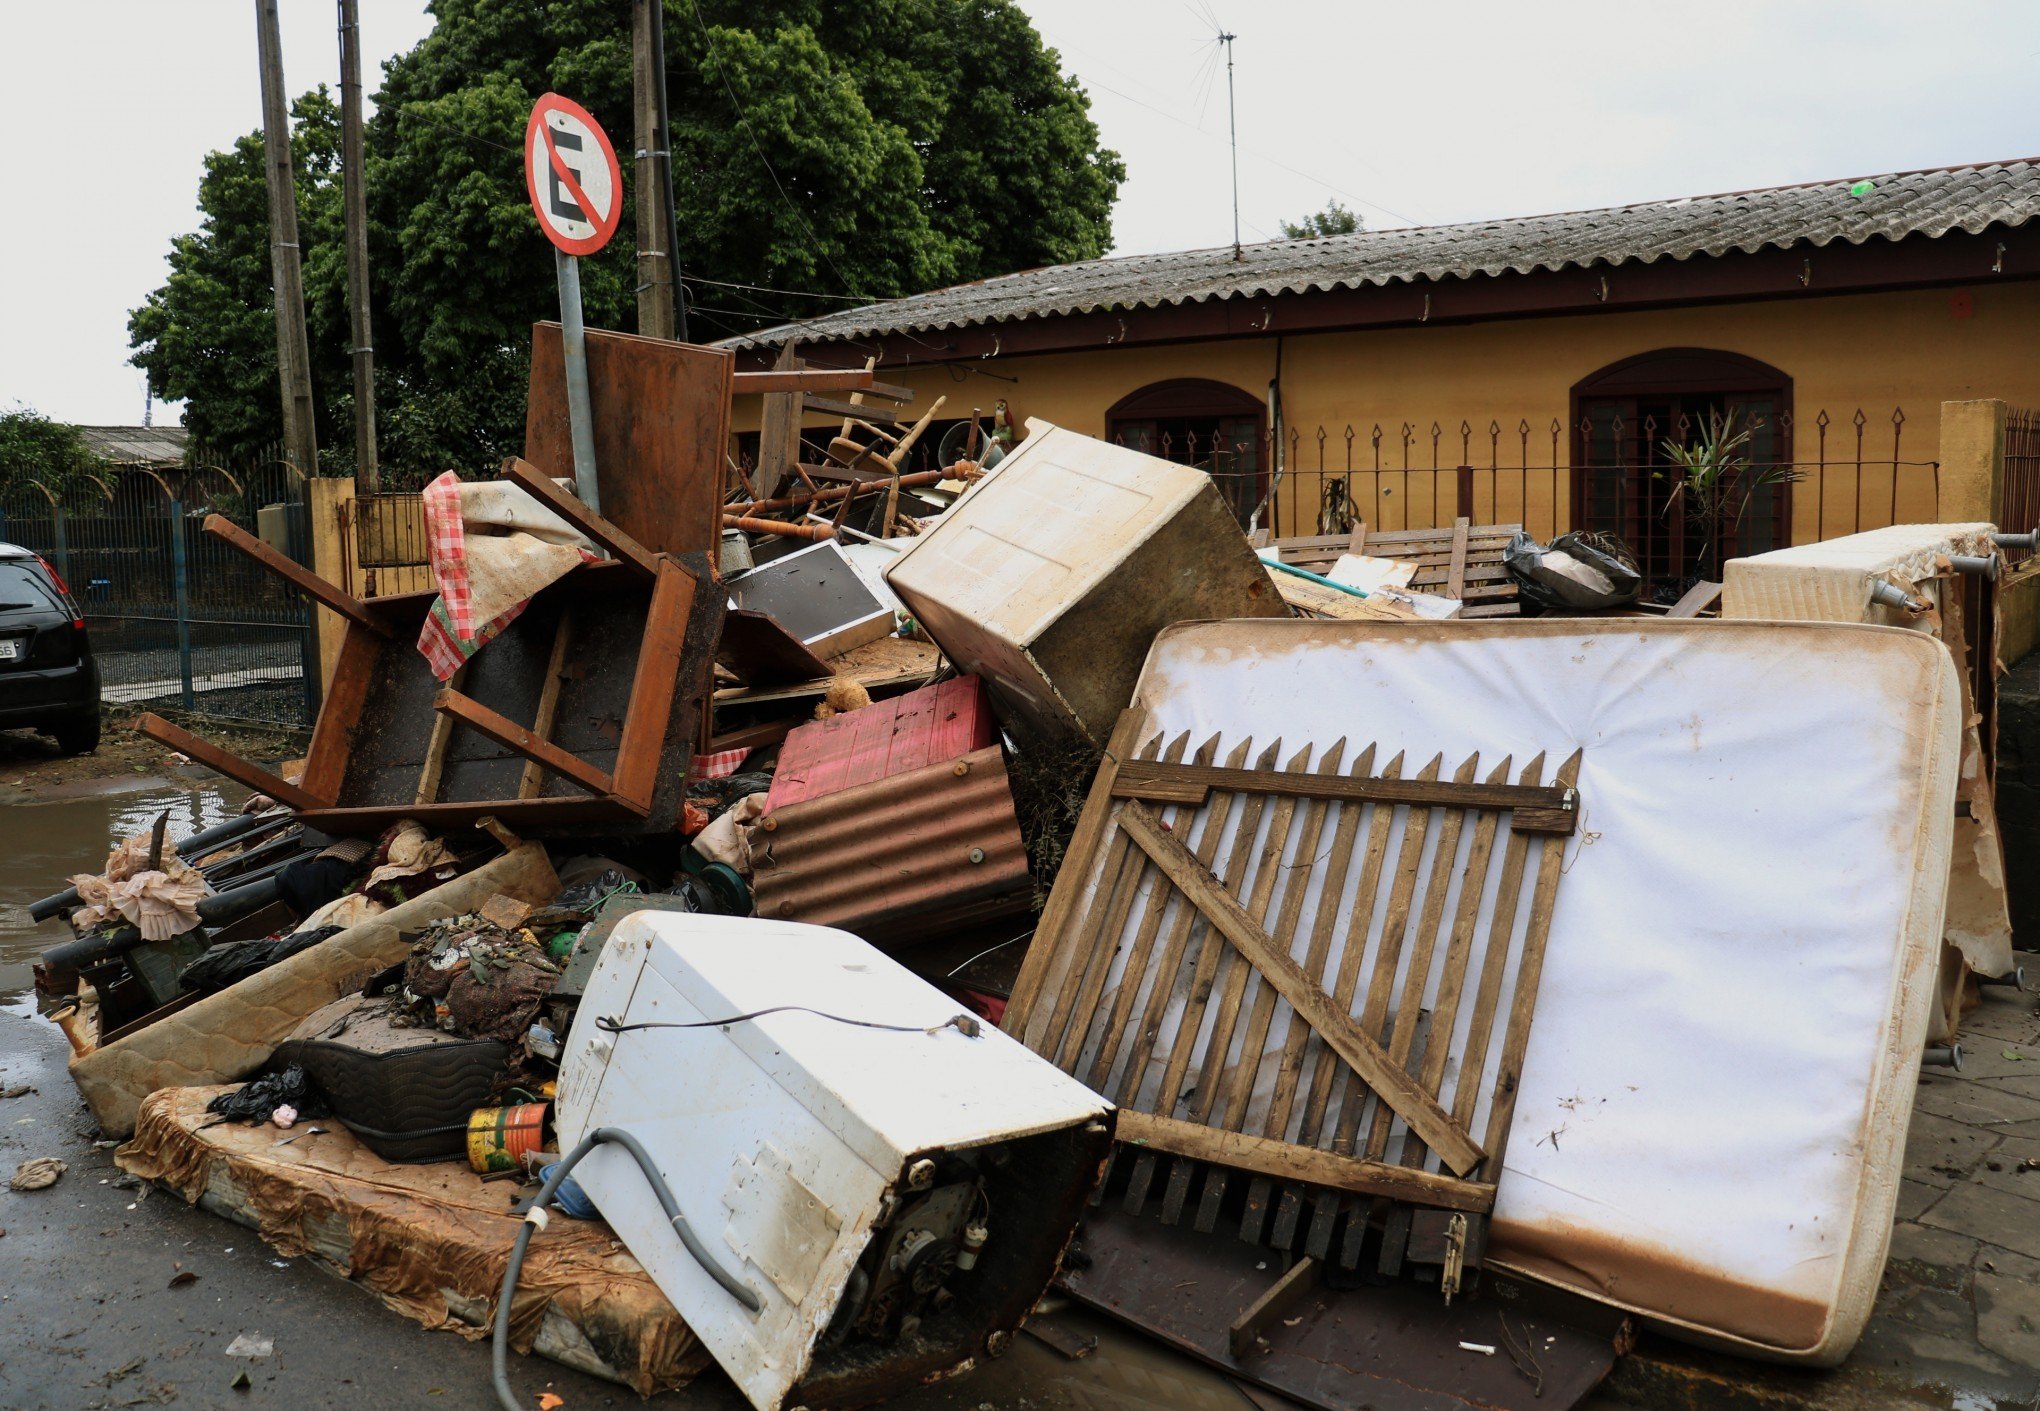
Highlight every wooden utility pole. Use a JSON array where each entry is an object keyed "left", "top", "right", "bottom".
[
  {"left": 632, "top": 0, "right": 676, "bottom": 339},
  {"left": 338, "top": 0, "right": 378, "bottom": 493},
  {"left": 255, "top": 0, "right": 319, "bottom": 479}
]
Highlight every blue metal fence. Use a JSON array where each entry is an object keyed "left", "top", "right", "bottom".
[{"left": 0, "top": 458, "right": 318, "bottom": 730}]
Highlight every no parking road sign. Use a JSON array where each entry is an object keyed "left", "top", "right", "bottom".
[{"left": 524, "top": 93, "right": 622, "bottom": 256}]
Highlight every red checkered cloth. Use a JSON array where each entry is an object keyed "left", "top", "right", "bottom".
[
  {"left": 689, "top": 748, "right": 751, "bottom": 782},
  {"left": 414, "top": 471, "right": 594, "bottom": 681}
]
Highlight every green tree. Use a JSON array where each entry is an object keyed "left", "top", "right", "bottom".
[
  {"left": 0, "top": 408, "right": 104, "bottom": 492},
  {"left": 1279, "top": 199, "right": 1361, "bottom": 240},
  {"left": 130, "top": 0, "right": 1123, "bottom": 480}
]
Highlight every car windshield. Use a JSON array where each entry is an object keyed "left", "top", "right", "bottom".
[{"left": 0, "top": 560, "right": 61, "bottom": 612}]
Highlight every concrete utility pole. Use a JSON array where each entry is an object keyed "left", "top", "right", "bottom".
[
  {"left": 338, "top": 0, "right": 378, "bottom": 493},
  {"left": 255, "top": 0, "right": 319, "bottom": 479},
  {"left": 632, "top": 0, "right": 677, "bottom": 339}
]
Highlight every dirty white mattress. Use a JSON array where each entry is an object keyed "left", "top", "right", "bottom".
[{"left": 1118, "top": 619, "right": 1959, "bottom": 1364}]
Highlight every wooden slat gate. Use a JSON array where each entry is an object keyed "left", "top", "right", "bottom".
[{"left": 1007, "top": 712, "right": 1580, "bottom": 1278}]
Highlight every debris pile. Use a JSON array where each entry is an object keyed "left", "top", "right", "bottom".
[{"left": 23, "top": 326, "right": 2026, "bottom": 1411}]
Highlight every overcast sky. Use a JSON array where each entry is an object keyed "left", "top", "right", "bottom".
[{"left": 4, "top": 0, "right": 2037, "bottom": 426}]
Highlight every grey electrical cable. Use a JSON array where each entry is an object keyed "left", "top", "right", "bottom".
[{"left": 491, "top": 1126, "right": 761, "bottom": 1411}]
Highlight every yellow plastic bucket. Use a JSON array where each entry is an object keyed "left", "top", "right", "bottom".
[{"left": 466, "top": 1101, "right": 548, "bottom": 1174}]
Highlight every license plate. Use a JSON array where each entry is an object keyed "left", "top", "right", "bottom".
[{"left": 0, "top": 639, "right": 19, "bottom": 661}]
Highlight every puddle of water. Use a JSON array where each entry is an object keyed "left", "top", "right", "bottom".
[{"left": 0, "top": 780, "right": 246, "bottom": 996}]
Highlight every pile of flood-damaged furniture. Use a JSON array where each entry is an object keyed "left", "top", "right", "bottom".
[{"left": 23, "top": 323, "right": 2027, "bottom": 1411}]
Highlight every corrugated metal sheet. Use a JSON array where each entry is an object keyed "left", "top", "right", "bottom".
[
  {"left": 75, "top": 425, "right": 190, "bottom": 466},
  {"left": 722, "top": 159, "right": 2040, "bottom": 350},
  {"left": 751, "top": 745, "right": 1032, "bottom": 945},
  {"left": 765, "top": 676, "right": 996, "bottom": 812}
]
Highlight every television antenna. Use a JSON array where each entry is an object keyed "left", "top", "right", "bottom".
[{"left": 1219, "top": 27, "right": 1240, "bottom": 260}]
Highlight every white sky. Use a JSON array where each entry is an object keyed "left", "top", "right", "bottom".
[{"left": 3, "top": 0, "right": 2036, "bottom": 426}]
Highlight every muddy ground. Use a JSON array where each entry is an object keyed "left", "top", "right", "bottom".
[{"left": 0, "top": 715, "right": 307, "bottom": 804}]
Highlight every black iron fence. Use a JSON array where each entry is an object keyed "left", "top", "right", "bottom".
[
  {"left": 0, "top": 454, "right": 319, "bottom": 729},
  {"left": 1268, "top": 406, "right": 1938, "bottom": 592},
  {"left": 2006, "top": 407, "right": 2040, "bottom": 566}
]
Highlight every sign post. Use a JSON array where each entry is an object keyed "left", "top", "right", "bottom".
[{"left": 524, "top": 93, "right": 623, "bottom": 513}]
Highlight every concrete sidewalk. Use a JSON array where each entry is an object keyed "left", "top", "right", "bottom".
[{"left": 1608, "top": 979, "right": 2040, "bottom": 1410}]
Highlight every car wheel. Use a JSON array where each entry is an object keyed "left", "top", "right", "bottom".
[{"left": 52, "top": 711, "right": 101, "bottom": 756}]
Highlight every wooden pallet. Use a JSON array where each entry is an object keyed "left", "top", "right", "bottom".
[
  {"left": 1006, "top": 713, "right": 1579, "bottom": 1274},
  {"left": 1259, "top": 518, "right": 1524, "bottom": 618}
]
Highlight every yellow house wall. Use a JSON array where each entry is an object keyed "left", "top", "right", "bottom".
[{"left": 742, "top": 281, "right": 2040, "bottom": 542}]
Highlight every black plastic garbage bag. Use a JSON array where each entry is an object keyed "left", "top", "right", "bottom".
[
  {"left": 1503, "top": 531, "right": 1642, "bottom": 612},
  {"left": 205, "top": 1064, "right": 326, "bottom": 1124},
  {"left": 179, "top": 925, "right": 344, "bottom": 997}
]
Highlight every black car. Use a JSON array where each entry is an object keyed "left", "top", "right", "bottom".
[{"left": 0, "top": 542, "right": 100, "bottom": 754}]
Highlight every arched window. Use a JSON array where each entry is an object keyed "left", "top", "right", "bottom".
[
  {"left": 1107, "top": 379, "right": 1267, "bottom": 527},
  {"left": 1571, "top": 348, "right": 1793, "bottom": 585}
]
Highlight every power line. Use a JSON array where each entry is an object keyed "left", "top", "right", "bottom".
[{"left": 683, "top": 0, "right": 871, "bottom": 303}]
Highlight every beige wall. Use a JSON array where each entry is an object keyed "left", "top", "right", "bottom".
[{"left": 744, "top": 281, "right": 2040, "bottom": 542}]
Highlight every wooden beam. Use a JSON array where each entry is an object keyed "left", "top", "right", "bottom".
[
  {"left": 734, "top": 369, "right": 912, "bottom": 400},
  {"left": 1228, "top": 1256, "right": 1320, "bottom": 1359},
  {"left": 1113, "top": 759, "right": 1578, "bottom": 835},
  {"left": 518, "top": 615, "right": 573, "bottom": 800},
  {"left": 1114, "top": 1111, "right": 1493, "bottom": 1212},
  {"left": 1116, "top": 800, "right": 1487, "bottom": 1176},
  {"left": 135, "top": 713, "right": 324, "bottom": 812},
  {"left": 802, "top": 394, "right": 905, "bottom": 422},
  {"left": 299, "top": 620, "right": 383, "bottom": 801},
  {"left": 431, "top": 688, "right": 617, "bottom": 798},
  {"left": 202, "top": 513, "right": 391, "bottom": 638},
  {"left": 499, "top": 456, "right": 660, "bottom": 577},
  {"left": 611, "top": 558, "right": 697, "bottom": 808},
  {"left": 296, "top": 796, "right": 633, "bottom": 834},
  {"left": 415, "top": 663, "right": 468, "bottom": 806}
]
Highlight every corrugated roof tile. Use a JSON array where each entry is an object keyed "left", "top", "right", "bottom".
[{"left": 721, "top": 160, "right": 2040, "bottom": 351}]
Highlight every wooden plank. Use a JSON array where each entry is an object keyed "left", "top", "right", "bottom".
[
  {"left": 1248, "top": 744, "right": 1382, "bottom": 1244},
  {"left": 1450, "top": 755, "right": 1546, "bottom": 1135},
  {"left": 1110, "top": 735, "right": 1248, "bottom": 1102},
  {"left": 1283, "top": 753, "right": 1404, "bottom": 1253},
  {"left": 1113, "top": 761, "right": 1576, "bottom": 835},
  {"left": 517, "top": 616, "right": 572, "bottom": 800},
  {"left": 202, "top": 513, "right": 392, "bottom": 638},
  {"left": 1048, "top": 732, "right": 1174, "bottom": 1072},
  {"left": 416, "top": 663, "right": 469, "bottom": 806},
  {"left": 1115, "top": 1112, "right": 1493, "bottom": 1213},
  {"left": 501, "top": 456, "right": 659, "bottom": 577},
  {"left": 432, "top": 688, "right": 616, "bottom": 798},
  {"left": 1364, "top": 754, "right": 1481, "bottom": 1163},
  {"left": 1446, "top": 517, "right": 1471, "bottom": 599},
  {"left": 1306, "top": 753, "right": 1442, "bottom": 1257},
  {"left": 1081, "top": 732, "right": 1199, "bottom": 1093},
  {"left": 1480, "top": 750, "right": 1583, "bottom": 1170},
  {"left": 1151, "top": 738, "right": 1283, "bottom": 1222},
  {"left": 1117, "top": 801, "right": 1485, "bottom": 1177},
  {"left": 1201, "top": 742, "right": 1348, "bottom": 1229},
  {"left": 1388, "top": 758, "right": 1512, "bottom": 1175},
  {"left": 1115, "top": 735, "right": 1253, "bottom": 1215},
  {"left": 1007, "top": 708, "right": 1149, "bottom": 1034},
  {"left": 610, "top": 559, "right": 698, "bottom": 809},
  {"left": 1665, "top": 579, "right": 1724, "bottom": 618},
  {"left": 300, "top": 621, "right": 383, "bottom": 802},
  {"left": 733, "top": 369, "right": 911, "bottom": 399},
  {"left": 1228, "top": 1256, "right": 1320, "bottom": 1359},
  {"left": 752, "top": 342, "right": 804, "bottom": 501},
  {"left": 1180, "top": 740, "right": 1317, "bottom": 1228},
  {"left": 296, "top": 797, "right": 634, "bottom": 832},
  {"left": 135, "top": 713, "right": 323, "bottom": 812},
  {"left": 526, "top": 322, "right": 732, "bottom": 558}
]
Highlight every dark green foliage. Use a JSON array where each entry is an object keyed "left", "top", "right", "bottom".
[
  {"left": 0, "top": 408, "right": 103, "bottom": 491},
  {"left": 130, "top": 1, "right": 1123, "bottom": 481},
  {"left": 1279, "top": 199, "right": 1361, "bottom": 239}
]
